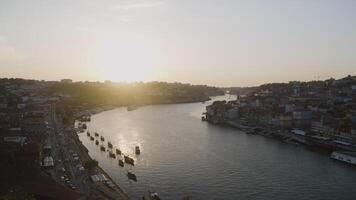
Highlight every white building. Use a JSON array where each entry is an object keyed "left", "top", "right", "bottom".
[{"left": 43, "top": 156, "right": 54, "bottom": 168}]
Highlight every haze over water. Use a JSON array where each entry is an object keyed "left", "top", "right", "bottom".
[{"left": 79, "top": 96, "right": 356, "bottom": 200}]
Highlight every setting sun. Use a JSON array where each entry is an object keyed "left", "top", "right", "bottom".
[{"left": 92, "top": 35, "right": 156, "bottom": 82}]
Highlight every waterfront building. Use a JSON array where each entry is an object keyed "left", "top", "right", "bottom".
[
  {"left": 293, "top": 110, "right": 312, "bottom": 128},
  {"left": 279, "top": 114, "right": 293, "bottom": 128},
  {"left": 227, "top": 107, "right": 239, "bottom": 119}
]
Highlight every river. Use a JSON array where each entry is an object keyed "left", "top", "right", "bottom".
[{"left": 79, "top": 96, "right": 356, "bottom": 200}]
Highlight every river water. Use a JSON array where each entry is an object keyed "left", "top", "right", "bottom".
[{"left": 79, "top": 96, "right": 356, "bottom": 200}]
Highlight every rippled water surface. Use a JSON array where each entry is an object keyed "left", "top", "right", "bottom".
[{"left": 79, "top": 96, "right": 356, "bottom": 200}]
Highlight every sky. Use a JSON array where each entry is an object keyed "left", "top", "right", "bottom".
[{"left": 0, "top": 0, "right": 356, "bottom": 87}]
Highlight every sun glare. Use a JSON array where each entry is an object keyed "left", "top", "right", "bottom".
[{"left": 93, "top": 37, "right": 156, "bottom": 82}]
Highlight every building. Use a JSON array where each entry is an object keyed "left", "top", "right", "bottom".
[
  {"left": 227, "top": 107, "right": 239, "bottom": 119},
  {"left": 43, "top": 156, "right": 54, "bottom": 169},
  {"left": 293, "top": 110, "right": 312, "bottom": 128},
  {"left": 279, "top": 114, "right": 293, "bottom": 128}
]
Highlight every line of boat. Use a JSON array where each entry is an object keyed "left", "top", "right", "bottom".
[
  {"left": 87, "top": 131, "right": 143, "bottom": 183},
  {"left": 84, "top": 129, "right": 164, "bottom": 197}
]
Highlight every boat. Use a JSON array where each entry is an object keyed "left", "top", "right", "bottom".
[
  {"left": 124, "top": 155, "right": 135, "bottom": 166},
  {"left": 331, "top": 151, "right": 356, "bottom": 166},
  {"left": 95, "top": 140, "right": 99, "bottom": 145},
  {"left": 100, "top": 145, "right": 106, "bottom": 152},
  {"left": 100, "top": 136, "right": 104, "bottom": 141},
  {"left": 127, "top": 171, "right": 137, "bottom": 181},
  {"left": 116, "top": 148, "right": 122, "bottom": 155},
  {"left": 118, "top": 159, "right": 124, "bottom": 167},
  {"left": 109, "top": 151, "right": 116, "bottom": 159},
  {"left": 143, "top": 191, "right": 161, "bottom": 200},
  {"left": 87, "top": 132, "right": 90, "bottom": 136},
  {"left": 95, "top": 132, "right": 99, "bottom": 137},
  {"left": 135, "top": 146, "right": 140, "bottom": 155},
  {"left": 108, "top": 142, "right": 113, "bottom": 149},
  {"left": 82, "top": 124, "right": 87, "bottom": 129},
  {"left": 90, "top": 136, "right": 94, "bottom": 141}
]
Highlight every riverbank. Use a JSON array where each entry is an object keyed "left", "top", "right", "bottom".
[
  {"left": 225, "top": 120, "right": 310, "bottom": 145},
  {"left": 212, "top": 119, "right": 356, "bottom": 155},
  {"left": 74, "top": 96, "right": 211, "bottom": 118}
]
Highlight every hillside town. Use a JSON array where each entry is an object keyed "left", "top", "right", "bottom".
[
  {"left": 0, "top": 78, "right": 221, "bottom": 199},
  {"left": 204, "top": 75, "right": 356, "bottom": 165}
]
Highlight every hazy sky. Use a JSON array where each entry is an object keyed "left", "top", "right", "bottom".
[{"left": 1, "top": 0, "right": 356, "bottom": 86}]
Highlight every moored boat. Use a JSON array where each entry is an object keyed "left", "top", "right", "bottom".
[
  {"left": 90, "top": 136, "right": 94, "bottom": 141},
  {"left": 100, "top": 145, "right": 106, "bottom": 151},
  {"left": 127, "top": 171, "right": 137, "bottom": 181},
  {"left": 87, "top": 132, "right": 90, "bottom": 136},
  {"left": 95, "top": 132, "right": 99, "bottom": 137},
  {"left": 118, "top": 159, "right": 124, "bottom": 167},
  {"left": 100, "top": 136, "right": 104, "bottom": 141},
  {"left": 143, "top": 191, "right": 161, "bottom": 200},
  {"left": 95, "top": 140, "right": 99, "bottom": 145},
  {"left": 116, "top": 148, "right": 122, "bottom": 155},
  {"left": 331, "top": 151, "right": 356, "bottom": 166},
  {"left": 124, "top": 155, "right": 135, "bottom": 166},
  {"left": 108, "top": 141, "right": 113, "bottom": 149},
  {"left": 135, "top": 146, "right": 140, "bottom": 155},
  {"left": 109, "top": 151, "right": 116, "bottom": 159}
]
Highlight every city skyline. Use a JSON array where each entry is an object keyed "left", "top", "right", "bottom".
[{"left": 1, "top": 0, "right": 356, "bottom": 86}]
